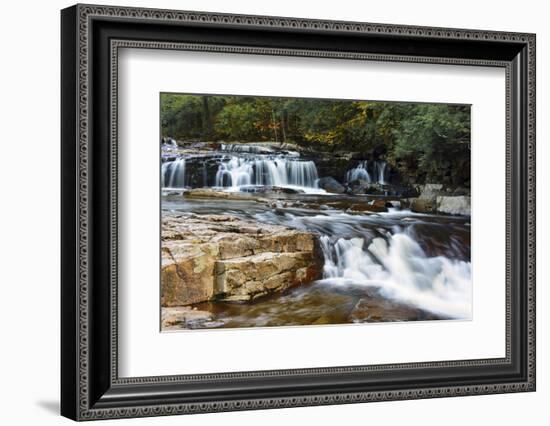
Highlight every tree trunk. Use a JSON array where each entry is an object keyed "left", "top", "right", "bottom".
[{"left": 201, "top": 97, "right": 213, "bottom": 140}]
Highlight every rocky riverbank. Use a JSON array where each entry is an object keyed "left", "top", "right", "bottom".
[
  {"left": 161, "top": 213, "right": 323, "bottom": 307},
  {"left": 404, "top": 183, "right": 471, "bottom": 216},
  {"left": 174, "top": 185, "right": 470, "bottom": 217}
]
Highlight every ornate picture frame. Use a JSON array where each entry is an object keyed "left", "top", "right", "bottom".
[{"left": 61, "top": 4, "right": 535, "bottom": 420}]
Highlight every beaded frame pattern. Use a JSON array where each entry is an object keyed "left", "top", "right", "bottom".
[{"left": 74, "top": 4, "right": 535, "bottom": 420}]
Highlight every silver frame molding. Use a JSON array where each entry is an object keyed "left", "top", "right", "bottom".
[{"left": 61, "top": 3, "right": 536, "bottom": 421}]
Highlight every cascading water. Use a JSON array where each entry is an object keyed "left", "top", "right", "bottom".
[
  {"left": 251, "top": 209, "right": 471, "bottom": 319},
  {"left": 375, "top": 161, "right": 387, "bottom": 184},
  {"left": 161, "top": 158, "right": 186, "bottom": 188},
  {"left": 345, "top": 160, "right": 388, "bottom": 184},
  {"left": 161, "top": 153, "right": 321, "bottom": 192},
  {"left": 288, "top": 160, "right": 319, "bottom": 187},
  {"left": 215, "top": 157, "right": 254, "bottom": 187},
  {"left": 345, "top": 161, "right": 371, "bottom": 183},
  {"left": 319, "top": 232, "right": 471, "bottom": 318},
  {"left": 215, "top": 156, "right": 319, "bottom": 190},
  {"left": 161, "top": 138, "right": 178, "bottom": 153}
]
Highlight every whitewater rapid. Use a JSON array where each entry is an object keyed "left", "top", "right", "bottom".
[
  {"left": 319, "top": 234, "right": 471, "bottom": 319},
  {"left": 253, "top": 210, "right": 472, "bottom": 320}
]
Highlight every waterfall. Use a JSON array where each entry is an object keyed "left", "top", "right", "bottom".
[
  {"left": 161, "top": 153, "right": 320, "bottom": 191},
  {"left": 161, "top": 158, "right": 186, "bottom": 188},
  {"left": 345, "top": 161, "right": 371, "bottom": 183},
  {"left": 215, "top": 157, "right": 254, "bottom": 187},
  {"left": 345, "top": 160, "right": 388, "bottom": 184},
  {"left": 319, "top": 233, "right": 471, "bottom": 318},
  {"left": 375, "top": 161, "right": 387, "bottom": 184},
  {"left": 286, "top": 160, "right": 319, "bottom": 187},
  {"left": 215, "top": 156, "right": 319, "bottom": 189}
]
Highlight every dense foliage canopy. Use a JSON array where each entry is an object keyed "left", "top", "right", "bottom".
[{"left": 161, "top": 94, "right": 470, "bottom": 184}]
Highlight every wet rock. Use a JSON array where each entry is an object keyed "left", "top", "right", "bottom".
[
  {"left": 346, "top": 179, "right": 371, "bottom": 194},
  {"left": 453, "top": 187, "right": 470, "bottom": 196},
  {"left": 317, "top": 177, "right": 345, "bottom": 194},
  {"left": 347, "top": 199, "right": 390, "bottom": 213},
  {"left": 408, "top": 198, "right": 436, "bottom": 213},
  {"left": 348, "top": 181, "right": 417, "bottom": 197},
  {"left": 347, "top": 203, "right": 385, "bottom": 213},
  {"left": 348, "top": 297, "right": 443, "bottom": 323},
  {"left": 238, "top": 185, "right": 304, "bottom": 195},
  {"left": 405, "top": 184, "right": 443, "bottom": 212},
  {"left": 371, "top": 199, "right": 391, "bottom": 209},
  {"left": 267, "top": 200, "right": 301, "bottom": 209},
  {"left": 347, "top": 181, "right": 387, "bottom": 195},
  {"left": 182, "top": 188, "right": 268, "bottom": 202},
  {"left": 366, "top": 184, "right": 390, "bottom": 195},
  {"left": 308, "top": 153, "right": 356, "bottom": 183},
  {"left": 161, "top": 213, "right": 323, "bottom": 306},
  {"left": 161, "top": 306, "right": 215, "bottom": 330},
  {"left": 387, "top": 200, "right": 401, "bottom": 209},
  {"left": 436, "top": 196, "right": 471, "bottom": 216}
]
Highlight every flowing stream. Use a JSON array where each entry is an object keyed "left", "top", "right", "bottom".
[{"left": 162, "top": 143, "right": 471, "bottom": 328}]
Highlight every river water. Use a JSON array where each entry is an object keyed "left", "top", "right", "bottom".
[{"left": 161, "top": 142, "right": 472, "bottom": 328}]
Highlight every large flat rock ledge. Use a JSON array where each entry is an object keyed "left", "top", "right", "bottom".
[{"left": 161, "top": 213, "right": 323, "bottom": 306}]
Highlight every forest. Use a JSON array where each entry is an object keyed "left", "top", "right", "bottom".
[{"left": 161, "top": 93, "right": 470, "bottom": 184}]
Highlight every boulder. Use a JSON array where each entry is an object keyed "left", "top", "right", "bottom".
[
  {"left": 161, "top": 242, "right": 218, "bottom": 307},
  {"left": 406, "top": 183, "right": 447, "bottom": 213},
  {"left": 347, "top": 198, "right": 389, "bottom": 213},
  {"left": 346, "top": 179, "right": 371, "bottom": 195},
  {"left": 215, "top": 252, "right": 321, "bottom": 302},
  {"left": 317, "top": 176, "right": 345, "bottom": 194},
  {"left": 348, "top": 181, "right": 418, "bottom": 197},
  {"left": 436, "top": 196, "right": 471, "bottom": 216},
  {"left": 408, "top": 197, "right": 435, "bottom": 214},
  {"left": 418, "top": 183, "right": 445, "bottom": 201},
  {"left": 161, "top": 214, "right": 323, "bottom": 306}
]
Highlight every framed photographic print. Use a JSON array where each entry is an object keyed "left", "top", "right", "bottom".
[{"left": 61, "top": 4, "right": 536, "bottom": 421}]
